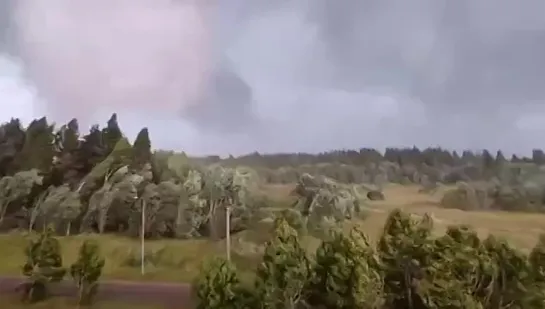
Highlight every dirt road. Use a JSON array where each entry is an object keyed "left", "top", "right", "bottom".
[{"left": 0, "top": 276, "right": 193, "bottom": 308}]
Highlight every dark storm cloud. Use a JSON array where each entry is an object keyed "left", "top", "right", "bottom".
[
  {"left": 1, "top": 0, "right": 545, "bottom": 155},
  {"left": 0, "top": 0, "right": 15, "bottom": 50},
  {"left": 216, "top": 0, "right": 545, "bottom": 153},
  {"left": 181, "top": 61, "right": 257, "bottom": 133}
]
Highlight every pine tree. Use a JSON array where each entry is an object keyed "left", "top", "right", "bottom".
[
  {"left": 15, "top": 117, "right": 55, "bottom": 172},
  {"left": 70, "top": 240, "right": 105, "bottom": 305},
  {"left": 51, "top": 118, "right": 81, "bottom": 186},
  {"left": 254, "top": 218, "right": 311, "bottom": 309},
  {"left": 0, "top": 118, "right": 26, "bottom": 175},
  {"left": 62, "top": 118, "right": 80, "bottom": 153},
  {"left": 131, "top": 127, "right": 152, "bottom": 170},
  {"left": 193, "top": 257, "right": 253, "bottom": 309},
  {"left": 110, "top": 137, "right": 133, "bottom": 170},
  {"left": 101, "top": 113, "right": 122, "bottom": 154},
  {"left": 308, "top": 228, "right": 384, "bottom": 309}
]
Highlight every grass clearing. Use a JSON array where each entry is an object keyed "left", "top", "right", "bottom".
[
  {"left": 362, "top": 184, "right": 545, "bottom": 251},
  {"left": 0, "top": 232, "right": 220, "bottom": 283}
]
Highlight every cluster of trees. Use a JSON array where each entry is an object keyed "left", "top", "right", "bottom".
[
  {"left": 194, "top": 209, "right": 545, "bottom": 309},
  {"left": 1, "top": 113, "right": 541, "bottom": 186},
  {"left": 0, "top": 113, "right": 544, "bottom": 238},
  {"left": 18, "top": 227, "right": 105, "bottom": 305}
]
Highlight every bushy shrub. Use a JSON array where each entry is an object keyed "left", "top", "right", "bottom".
[
  {"left": 70, "top": 239, "right": 105, "bottom": 305},
  {"left": 20, "top": 226, "right": 66, "bottom": 303}
]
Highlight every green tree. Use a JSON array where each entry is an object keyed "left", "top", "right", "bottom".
[
  {"left": 56, "top": 118, "right": 80, "bottom": 154},
  {"left": 254, "top": 218, "right": 311, "bottom": 309},
  {"left": 51, "top": 118, "right": 81, "bottom": 185},
  {"left": 307, "top": 228, "right": 384, "bottom": 309},
  {"left": 131, "top": 127, "right": 152, "bottom": 171},
  {"left": 70, "top": 240, "right": 105, "bottom": 306},
  {"left": 376, "top": 209, "right": 434, "bottom": 309},
  {"left": 424, "top": 225, "right": 487, "bottom": 309},
  {"left": 15, "top": 117, "right": 55, "bottom": 172},
  {"left": 0, "top": 118, "right": 26, "bottom": 176},
  {"left": 20, "top": 226, "right": 66, "bottom": 303},
  {"left": 527, "top": 234, "right": 545, "bottom": 308},
  {"left": 480, "top": 235, "right": 533, "bottom": 309},
  {"left": 101, "top": 113, "right": 123, "bottom": 154},
  {"left": 110, "top": 137, "right": 133, "bottom": 171},
  {"left": 193, "top": 257, "right": 253, "bottom": 309},
  {"left": 0, "top": 170, "right": 43, "bottom": 223}
]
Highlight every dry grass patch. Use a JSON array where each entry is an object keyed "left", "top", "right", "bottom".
[{"left": 363, "top": 184, "right": 545, "bottom": 251}]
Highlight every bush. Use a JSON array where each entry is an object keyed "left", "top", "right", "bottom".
[
  {"left": 70, "top": 239, "right": 105, "bottom": 305},
  {"left": 440, "top": 182, "right": 491, "bottom": 211},
  {"left": 20, "top": 226, "right": 66, "bottom": 303}
]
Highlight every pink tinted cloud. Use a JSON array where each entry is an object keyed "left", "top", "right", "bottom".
[{"left": 12, "top": 0, "right": 213, "bottom": 125}]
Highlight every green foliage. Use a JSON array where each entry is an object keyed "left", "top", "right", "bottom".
[
  {"left": 377, "top": 209, "right": 435, "bottom": 308},
  {"left": 101, "top": 113, "right": 123, "bottom": 153},
  {"left": 277, "top": 208, "right": 307, "bottom": 235},
  {"left": 254, "top": 218, "right": 311, "bottom": 309},
  {"left": 193, "top": 257, "right": 253, "bottom": 309},
  {"left": 20, "top": 226, "right": 66, "bottom": 303},
  {"left": 15, "top": 117, "right": 55, "bottom": 172},
  {"left": 423, "top": 225, "right": 488, "bottom": 309},
  {"left": 291, "top": 173, "right": 362, "bottom": 236},
  {"left": 131, "top": 127, "right": 152, "bottom": 171},
  {"left": 308, "top": 228, "right": 384, "bottom": 309},
  {"left": 70, "top": 239, "right": 106, "bottom": 305},
  {"left": 193, "top": 207, "right": 545, "bottom": 309}
]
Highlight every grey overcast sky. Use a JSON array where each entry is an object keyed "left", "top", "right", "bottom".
[{"left": 1, "top": 0, "right": 545, "bottom": 155}]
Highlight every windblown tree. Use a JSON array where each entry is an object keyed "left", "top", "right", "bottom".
[
  {"left": 131, "top": 127, "right": 152, "bottom": 171},
  {"left": 51, "top": 118, "right": 82, "bottom": 187},
  {"left": 78, "top": 125, "right": 108, "bottom": 171},
  {"left": 0, "top": 118, "right": 26, "bottom": 176},
  {"left": 101, "top": 113, "right": 122, "bottom": 154},
  {"left": 70, "top": 240, "right": 105, "bottom": 306},
  {"left": 81, "top": 169, "right": 141, "bottom": 234},
  {"left": 308, "top": 228, "right": 384, "bottom": 309},
  {"left": 291, "top": 173, "right": 362, "bottom": 235},
  {"left": 21, "top": 227, "right": 66, "bottom": 303},
  {"left": 130, "top": 180, "right": 182, "bottom": 238},
  {"left": 0, "top": 169, "right": 43, "bottom": 224},
  {"left": 29, "top": 184, "right": 81, "bottom": 235},
  {"left": 254, "top": 218, "right": 311, "bottom": 309},
  {"left": 13, "top": 117, "right": 55, "bottom": 173}
]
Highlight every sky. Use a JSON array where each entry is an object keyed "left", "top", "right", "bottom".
[{"left": 1, "top": 0, "right": 545, "bottom": 156}]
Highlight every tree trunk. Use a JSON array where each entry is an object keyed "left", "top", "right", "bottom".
[{"left": 0, "top": 200, "right": 10, "bottom": 223}]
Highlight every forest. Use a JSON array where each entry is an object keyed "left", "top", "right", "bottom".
[{"left": 1, "top": 112, "right": 543, "bottom": 238}]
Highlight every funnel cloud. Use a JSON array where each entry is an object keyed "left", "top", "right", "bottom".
[{"left": 1, "top": 0, "right": 545, "bottom": 155}]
